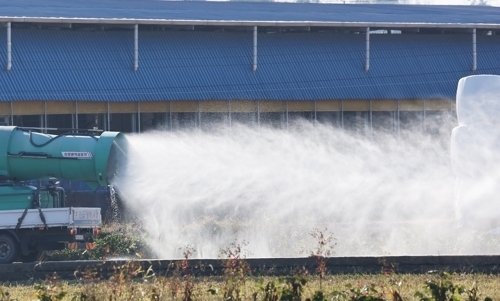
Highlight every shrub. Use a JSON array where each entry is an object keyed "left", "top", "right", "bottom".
[{"left": 50, "top": 223, "right": 153, "bottom": 261}]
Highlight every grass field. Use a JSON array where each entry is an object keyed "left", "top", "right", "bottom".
[
  {"left": 6, "top": 225, "right": 494, "bottom": 300},
  {"left": 1, "top": 272, "right": 499, "bottom": 300}
]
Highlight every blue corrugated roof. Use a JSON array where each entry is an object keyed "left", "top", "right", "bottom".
[
  {"left": 0, "top": 29, "right": 499, "bottom": 101},
  {"left": 1, "top": 1, "right": 500, "bottom": 24}
]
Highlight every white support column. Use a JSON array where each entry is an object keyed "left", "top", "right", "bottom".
[
  {"left": 364, "top": 112, "right": 369, "bottom": 137},
  {"left": 314, "top": 100, "right": 317, "bottom": 126},
  {"left": 472, "top": 28, "right": 477, "bottom": 72},
  {"left": 257, "top": 100, "right": 260, "bottom": 128},
  {"left": 369, "top": 99, "right": 373, "bottom": 138},
  {"left": 137, "top": 101, "right": 141, "bottom": 133},
  {"left": 107, "top": 102, "right": 111, "bottom": 130},
  {"left": 44, "top": 101, "right": 47, "bottom": 133},
  {"left": 6, "top": 22, "right": 12, "bottom": 71},
  {"left": 134, "top": 24, "right": 139, "bottom": 71},
  {"left": 286, "top": 100, "right": 289, "bottom": 131},
  {"left": 197, "top": 101, "right": 201, "bottom": 130},
  {"left": 169, "top": 101, "right": 172, "bottom": 131},
  {"left": 75, "top": 101, "right": 79, "bottom": 129},
  {"left": 392, "top": 111, "right": 395, "bottom": 133},
  {"left": 365, "top": 27, "right": 370, "bottom": 72},
  {"left": 423, "top": 99, "right": 426, "bottom": 134},
  {"left": 9, "top": 101, "right": 13, "bottom": 125},
  {"left": 397, "top": 99, "right": 400, "bottom": 138},
  {"left": 341, "top": 100, "right": 344, "bottom": 129},
  {"left": 281, "top": 111, "right": 284, "bottom": 130},
  {"left": 162, "top": 113, "right": 168, "bottom": 131},
  {"left": 131, "top": 114, "right": 136, "bottom": 133},
  {"left": 253, "top": 26, "right": 258, "bottom": 72},
  {"left": 102, "top": 114, "right": 107, "bottom": 131},
  {"left": 228, "top": 100, "right": 232, "bottom": 131},
  {"left": 449, "top": 97, "right": 454, "bottom": 123}
]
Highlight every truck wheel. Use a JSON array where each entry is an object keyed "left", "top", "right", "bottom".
[{"left": 0, "top": 234, "right": 19, "bottom": 264}]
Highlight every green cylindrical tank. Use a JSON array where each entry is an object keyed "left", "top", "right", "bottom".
[{"left": 0, "top": 127, "right": 127, "bottom": 189}]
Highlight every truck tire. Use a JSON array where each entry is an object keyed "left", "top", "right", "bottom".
[{"left": 0, "top": 234, "right": 19, "bottom": 264}]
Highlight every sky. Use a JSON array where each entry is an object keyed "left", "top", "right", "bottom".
[
  {"left": 405, "top": 0, "right": 499, "bottom": 5},
  {"left": 266, "top": 0, "right": 500, "bottom": 6}
]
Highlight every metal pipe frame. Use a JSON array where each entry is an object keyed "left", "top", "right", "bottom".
[
  {"left": 134, "top": 24, "right": 139, "bottom": 71},
  {"left": 6, "top": 22, "right": 12, "bottom": 71},
  {"left": 472, "top": 28, "right": 477, "bottom": 72},
  {"left": 365, "top": 27, "right": 370, "bottom": 72},
  {"left": 253, "top": 26, "right": 258, "bottom": 72}
]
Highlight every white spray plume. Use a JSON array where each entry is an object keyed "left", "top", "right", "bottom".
[
  {"left": 452, "top": 75, "right": 500, "bottom": 228},
  {"left": 114, "top": 117, "right": 500, "bottom": 259}
]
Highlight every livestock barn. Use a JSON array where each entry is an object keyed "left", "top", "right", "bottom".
[{"left": 1, "top": 0, "right": 500, "bottom": 135}]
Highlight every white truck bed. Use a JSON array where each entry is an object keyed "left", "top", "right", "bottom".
[{"left": 0, "top": 207, "right": 101, "bottom": 229}]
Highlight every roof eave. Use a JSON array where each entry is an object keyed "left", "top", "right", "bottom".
[{"left": 1, "top": 18, "right": 500, "bottom": 29}]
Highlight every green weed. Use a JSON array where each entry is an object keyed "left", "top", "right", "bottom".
[
  {"left": 307, "top": 228, "right": 336, "bottom": 290},
  {"left": 33, "top": 273, "right": 67, "bottom": 301},
  {"left": 414, "top": 272, "right": 493, "bottom": 301},
  {"left": 280, "top": 276, "right": 308, "bottom": 301},
  {"left": 167, "top": 246, "right": 196, "bottom": 301},
  {"left": 219, "top": 240, "right": 251, "bottom": 301}
]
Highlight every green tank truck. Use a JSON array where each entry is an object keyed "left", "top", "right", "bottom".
[{"left": 0, "top": 126, "right": 126, "bottom": 263}]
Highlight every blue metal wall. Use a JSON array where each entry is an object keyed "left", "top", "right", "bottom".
[{"left": 0, "top": 28, "right": 499, "bottom": 101}]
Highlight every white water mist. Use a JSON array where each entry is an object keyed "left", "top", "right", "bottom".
[{"left": 114, "top": 121, "right": 500, "bottom": 259}]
